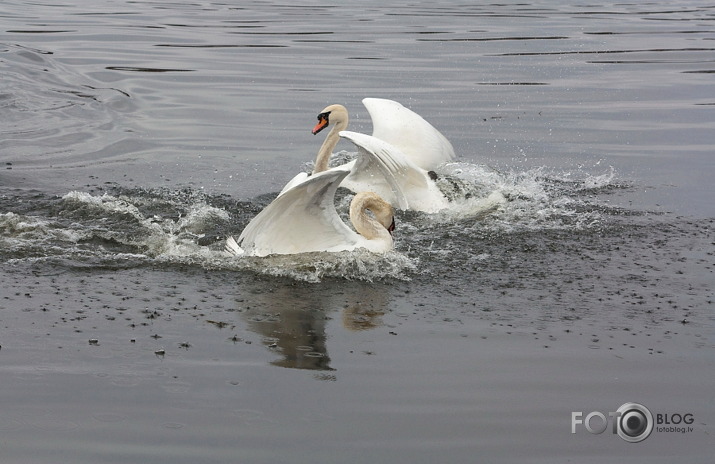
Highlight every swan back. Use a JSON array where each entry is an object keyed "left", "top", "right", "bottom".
[{"left": 363, "top": 98, "right": 455, "bottom": 171}]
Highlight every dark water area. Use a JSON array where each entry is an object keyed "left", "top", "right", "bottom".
[{"left": 1, "top": 1, "right": 714, "bottom": 463}]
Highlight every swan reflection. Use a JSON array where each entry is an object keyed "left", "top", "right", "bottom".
[{"left": 236, "top": 280, "right": 391, "bottom": 371}]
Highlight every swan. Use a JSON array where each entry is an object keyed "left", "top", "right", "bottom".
[
  {"left": 225, "top": 169, "right": 395, "bottom": 257},
  {"left": 279, "top": 98, "right": 453, "bottom": 213}
]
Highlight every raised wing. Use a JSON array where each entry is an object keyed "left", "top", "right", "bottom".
[
  {"left": 237, "top": 169, "right": 358, "bottom": 256},
  {"left": 339, "top": 130, "right": 448, "bottom": 213},
  {"left": 363, "top": 98, "right": 455, "bottom": 171},
  {"left": 278, "top": 171, "right": 308, "bottom": 197},
  {"left": 338, "top": 131, "right": 410, "bottom": 210}
]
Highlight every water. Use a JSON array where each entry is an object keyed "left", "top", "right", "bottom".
[{"left": 1, "top": 1, "right": 714, "bottom": 462}]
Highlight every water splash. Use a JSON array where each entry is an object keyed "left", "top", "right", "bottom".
[
  {"left": 60, "top": 190, "right": 230, "bottom": 257},
  {"left": 0, "top": 161, "right": 625, "bottom": 282},
  {"left": 433, "top": 162, "right": 622, "bottom": 232},
  {"left": 1, "top": 189, "right": 418, "bottom": 282}
]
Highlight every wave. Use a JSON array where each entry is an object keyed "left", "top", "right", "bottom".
[
  {"left": 0, "top": 44, "right": 136, "bottom": 168},
  {"left": 0, "top": 161, "right": 627, "bottom": 282}
]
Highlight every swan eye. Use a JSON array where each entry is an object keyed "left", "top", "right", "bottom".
[{"left": 317, "top": 111, "right": 331, "bottom": 122}]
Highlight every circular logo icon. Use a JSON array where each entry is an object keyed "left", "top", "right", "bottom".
[{"left": 616, "top": 402, "right": 653, "bottom": 443}]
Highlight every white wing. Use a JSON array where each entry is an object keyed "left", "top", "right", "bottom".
[
  {"left": 278, "top": 171, "right": 308, "bottom": 197},
  {"left": 363, "top": 98, "right": 455, "bottom": 171},
  {"left": 235, "top": 169, "right": 360, "bottom": 256},
  {"left": 340, "top": 130, "right": 449, "bottom": 214},
  {"left": 338, "top": 132, "right": 409, "bottom": 210}
]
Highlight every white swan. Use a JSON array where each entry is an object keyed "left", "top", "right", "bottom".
[
  {"left": 225, "top": 169, "right": 395, "bottom": 257},
  {"left": 280, "top": 99, "right": 453, "bottom": 213}
]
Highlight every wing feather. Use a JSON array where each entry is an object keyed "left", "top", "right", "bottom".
[
  {"left": 362, "top": 98, "right": 455, "bottom": 170},
  {"left": 237, "top": 169, "right": 359, "bottom": 256},
  {"left": 339, "top": 131, "right": 448, "bottom": 213}
]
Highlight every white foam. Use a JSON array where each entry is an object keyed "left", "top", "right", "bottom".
[
  {"left": 432, "top": 162, "right": 619, "bottom": 232},
  {"left": 62, "top": 191, "right": 146, "bottom": 222},
  {"left": 176, "top": 203, "right": 230, "bottom": 234},
  {"left": 0, "top": 211, "right": 88, "bottom": 244},
  {"left": 59, "top": 191, "right": 233, "bottom": 260}
]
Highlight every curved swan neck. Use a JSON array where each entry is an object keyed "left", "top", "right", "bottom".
[
  {"left": 349, "top": 192, "right": 394, "bottom": 243},
  {"left": 313, "top": 105, "right": 348, "bottom": 174},
  {"left": 313, "top": 125, "right": 341, "bottom": 173}
]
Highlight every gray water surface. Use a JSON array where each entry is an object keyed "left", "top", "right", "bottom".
[{"left": 1, "top": 1, "right": 714, "bottom": 463}]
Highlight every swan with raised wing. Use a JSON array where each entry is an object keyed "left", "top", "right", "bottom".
[
  {"left": 225, "top": 169, "right": 395, "bottom": 257},
  {"left": 279, "top": 98, "right": 453, "bottom": 213}
]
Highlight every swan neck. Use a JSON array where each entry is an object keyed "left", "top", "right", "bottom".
[
  {"left": 349, "top": 193, "right": 393, "bottom": 243},
  {"left": 313, "top": 113, "right": 348, "bottom": 174}
]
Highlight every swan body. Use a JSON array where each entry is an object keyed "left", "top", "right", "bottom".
[
  {"left": 279, "top": 99, "right": 452, "bottom": 213},
  {"left": 225, "top": 169, "right": 395, "bottom": 257}
]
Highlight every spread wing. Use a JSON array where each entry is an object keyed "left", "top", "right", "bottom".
[
  {"left": 363, "top": 98, "right": 455, "bottom": 171},
  {"left": 236, "top": 169, "right": 359, "bottom": 256},
  {"left": 278, "top": 171, "right": 309, "bottom": 197},
  {"left": 340, "top": 130, "right": 448, "bottom": 213}
]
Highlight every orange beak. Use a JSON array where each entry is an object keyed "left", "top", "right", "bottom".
[{"left": 312, "top": 117, "right": 329, "bottom": 135}]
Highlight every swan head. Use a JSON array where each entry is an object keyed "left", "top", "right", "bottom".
[
  {"left": 367, "top": 194, "right": 395, "bottom": 237},
  {"left": 350, "top": 191, "right": 396, "bottom": 243},
  {"left": 312, "top": 104, "right": 348, "bottom": 135}
]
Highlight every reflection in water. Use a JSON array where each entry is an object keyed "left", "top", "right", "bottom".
[
  {"left": 342, "top": 292, "right": 387, "bottom": 331},
  {"left": 236, "top": 280, "right": 391, "bottom": 371}
]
